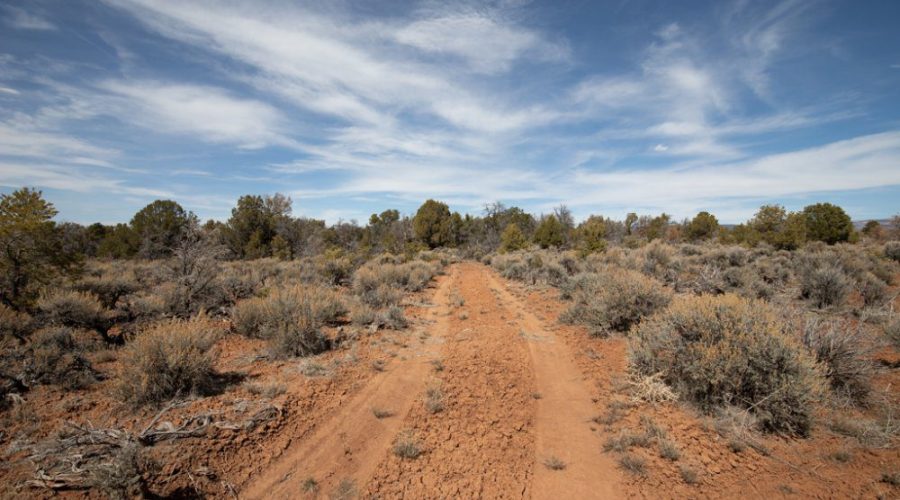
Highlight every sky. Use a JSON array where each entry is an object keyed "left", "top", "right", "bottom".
[{"left": 1, "top": 0, "right": 899, "bottom": 225}]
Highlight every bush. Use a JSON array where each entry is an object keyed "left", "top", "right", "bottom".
[
  {"left": 884, "top": 242, "right": 900, "bottom": 263},
  {"left": 231, "top": 296, "right": 268, "bottom": 338},
  {"left": 562, "top": 268, "right": 671, "bottom": 335},
  {"left": 801, "top": 318, "right": 872, "bottom": 405},
  {"left": 26, "top": 327, "right": 100, "bottom": 389},
  {"left": 630, "top": 294, "right": 823, "bottom": 435},
  {"left": 116, "top": 317, "right": 220, "bottom": 405},
  {"left": 74, "top": 273, "right": 138, "bottom": 309},
  {"left": 799, "top": 264, "right": 850, "bottom": 308},
  {"left": 37, "top": 290, "right": 110, "bottom": 331},
  {"left": 232, "top": 285, "right": 346, "bottom": 357},
  {"left": 352, "top": 260, "right": 437, "bottom": 306},
  {"left": 886, "top": 320, "right": 900, "bottom": 348},
  {"left": 379, "top": 306, "right": 408, "bottom": 330},
  {"left": 500, "top": 224, "right": 528, "bottom": 253},
  {"left": 857, "top": 272, "right": 888, "bottom": 307},
  {"left": 0, "top": 303, "right": 32, "bottom": 342}
]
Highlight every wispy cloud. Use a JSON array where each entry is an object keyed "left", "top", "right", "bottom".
[
  {"left": 3, "top": 5, "right": 56, "bottom": 31},
  {"left": 98, "top": 80, "right": 300, "bottom": 149}
]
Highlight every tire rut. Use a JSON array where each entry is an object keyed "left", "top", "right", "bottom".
[
  {"left": 365, "top": 262, "right": 536, "bottom": 498},
  {"left": 484, "top": 265, "right": 623, "bottom": 499},
  {"left": 240, "top": 267, "right": 456, "bottom": 499}
]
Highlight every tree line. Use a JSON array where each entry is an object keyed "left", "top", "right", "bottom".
[{"left": 1, "top": 187, "right": 896, "bottom": 309}]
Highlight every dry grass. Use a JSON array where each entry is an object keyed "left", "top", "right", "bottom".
[
  {"left": 543, "top": 456, "right": 566, "bottom": 470},
  {"left": 617, "top": 454, "right": 646, "bottom": 475},
  {"left": 392, "top": 431, "right": 422, "bottom": 459}
]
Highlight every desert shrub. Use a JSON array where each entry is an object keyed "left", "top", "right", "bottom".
[
  {"left": 0, "top": 303, "right": 33, "bottom": 342},
  {"left": 886, "top": 320, "right": 900, "bottom": 348},
  {"left": 642, "top": 241, "right": 678, "bottom": 282},
  {"left": 123, "top": 292, "right": 168, "bottom": 320},
  {"left": 352, "top": 260, "right": 437, "bottom": 306},
  {"left": 37, "top": 290, "right": 110, "bottom": 331},
  {"left": 799, "top": 264, "right": 850, "bottom": 308},
  {"left": 801, "top": 317, "right": 873, "bottom": 405},
  {"left": 74, "top": 272, "right": 138, "bottom": 309},
  {"left": 116, "top": 317, "right": 220, "bottom": 405},
  {"left": 218, "top": 265, "right": 265, "bottom": 303},
  {"left": 857, "top": 272, "right": 889, "bottom": 307},
  {"left": 562, "top": 268, "right": 672, "bottom": 335},
  {"left": 26, "top": 327, "right": 100, "bottom": 389},
  {"left": 350, "top": 302, "right": 376, "bottom": 326},
  {"left": 233, "top": 285, "right": 345, "bottom": 357},
  {"left": 630, "top": 294, "right": 823, "bottom": 435},
  {"left": 231, "top": 296, "right": 268, "bottom": 338},
  {"left": 379, "top": 306, "right": 408, "bottom": 330},
  {"left": 753, "top": 256, "right": 791, "bottom": 286},
  {"left": 884, "top": 242, "right": 900, "bottom": 262}
]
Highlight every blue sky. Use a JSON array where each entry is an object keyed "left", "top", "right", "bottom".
[{"left": 1, "top": 0, "right": 899, "bottom": 225}]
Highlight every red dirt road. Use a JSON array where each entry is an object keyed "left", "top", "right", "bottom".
[{"left": 241, "top": 262, "right": 623, "bottom": 499}]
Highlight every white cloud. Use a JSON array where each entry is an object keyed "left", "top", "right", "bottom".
[
  {"left": 565, "top": 131, "right": 900, "bottom": 217},
  {"left": 99, "top": 80, "right": 298, "bottom": 149},
  {"left": 0, "top": 87, "right": 19, "bottom": 95},
  {"left": 0, "top": 123, "right": 120, "bottom": 164},
  {"left": 394, "top": 12, "right": 568, "bottom": 74},
  {"left": 3, "top": 5, "right": 56, "bottom": 31}
]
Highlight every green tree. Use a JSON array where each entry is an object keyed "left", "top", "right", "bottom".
[
  {"left": 130, "top": 200, "right": 191, "bottom": 259},
  {"left": 749, "top": 205, "right": 806, "bottom": 250},
  {"left": 624, "top": 212, "right": 638, "bottom": 235},
  {"left": 576, "top": 216, "right": 608, "bottom": 256},
  {"left": 533, "top": 215, "right": 565, "bottom": 249},
  {"left": 413, "top": 199, "right": 452, "bottom": 249},
  {"left": 499, "top": 223, "right": 528, "bottom": 253},
  {"left": 802, "top": 203, "right": 854, "bottom": 245},
  {"left": 684, "top": 211, "right": 719, "bottom": 241},
  {"left": 0, "top": 188, "right": 79, "bottom": 309},
  {"left": 861, "top": 220, "right": 883, "bottom": 240},
  {"left": 97, "top": 223, "right": 139, "bottom": 258},
  {"left": 224, "top": 193, "right": 293, "bottom": 258}
]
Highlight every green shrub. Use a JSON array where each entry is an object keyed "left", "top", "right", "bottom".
[
  {"left": 500, "top": 224, "right": 528, "bottom": 253},
  {"left": 562, "top": 268, "right": 672, "bottom": 335},
  {"left": 37, "top": 289, "right": 110, "bottom": 331},
  {"left": 630, "top": 294, "right": 823, "bottom": 435},
  {"left": 116, "top": 317, "right": 220, "bottom": 405}
]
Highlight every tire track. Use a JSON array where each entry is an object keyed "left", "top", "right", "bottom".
[
  {"left": 240, "top": 266, "right": 456, "bottom": 499},
  {"left": 484, "top": 266, "right": 623, "bottom": 499}
]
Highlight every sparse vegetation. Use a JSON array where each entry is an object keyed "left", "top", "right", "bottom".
[
  {"left": 561, "top": 267, "right": 671, "bottom": 336},
  {"left": 543, "top": 456, "right": 566, "bottom": 470},
  {"left": 115, "top": 317, "right": 220, "bottom": 406},
  {"left": 630, "top": 294, "right": 822, "bottom": 435},
  {"left": 392, "top": 431, "right": 423, "bottom": 459},
  {"left": 617, "top": 454, "right": 646, "bottom": 475},
  {"left": 0, "top": 183, "right": 896, "bottom": 499}
]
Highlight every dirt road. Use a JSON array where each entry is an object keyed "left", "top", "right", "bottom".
[{"left": 242, "top": 263, "right": 622, "bottom": 499}]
